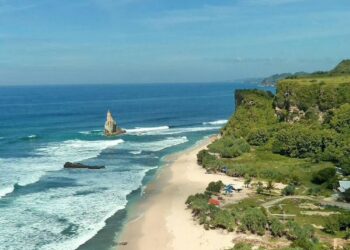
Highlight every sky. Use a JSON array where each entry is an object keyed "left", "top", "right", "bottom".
[{"left": 0, "top": 0, "right": 350, "bottom": 85}]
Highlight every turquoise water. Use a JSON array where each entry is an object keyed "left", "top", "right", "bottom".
[{"left": 0, "top": 83, "right": 273, "bottom": 250}]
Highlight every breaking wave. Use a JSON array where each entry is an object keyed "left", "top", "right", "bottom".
[
  {"left": 125, "top": 126, "right": 170, "bottom": 134},
  {"left": 202, "top": 119, "right": 228, "bottom": 125},
  {"left": 0, "top": 139, "right": 124, "bottom": 198}
]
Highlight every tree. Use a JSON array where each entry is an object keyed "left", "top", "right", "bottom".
[
  {"left": 244, "top": 174, "right": 252, "bottom": 188},
  {"left": 282, "top": 184, "right": 295, "bottom": 196},
  {"left": 330, "top": 103, "right": 350, "bottom": 133},
  {"left": 256, "top": 182, "right": 264, "bottom": 194},
  {"left": 266, "top": 180, "right": 274, "bottom": 195},
  {"left": 206, "top": 181, "right": 224, "bottom": 193},
  {"left": 311, "top": 167, "right": 336, "bottom": 185}
]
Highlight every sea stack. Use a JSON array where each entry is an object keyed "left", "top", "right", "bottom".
[{"left": 104, "top": 110, "right": 126, "bottom": 136}]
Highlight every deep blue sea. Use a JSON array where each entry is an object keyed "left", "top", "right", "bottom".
[{"left": 0, "top": 83, "right": 272, "bottom": 250}]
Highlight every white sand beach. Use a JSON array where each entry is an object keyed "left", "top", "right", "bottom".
[{"left": 119, "top": 137, "right": 250, "bottom": 250}]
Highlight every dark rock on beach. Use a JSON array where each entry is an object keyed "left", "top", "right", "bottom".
[{"left": 64, "top": 162, "right": 105, "bottom": 170}]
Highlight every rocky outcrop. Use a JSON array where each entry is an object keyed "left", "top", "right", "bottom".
[
  {"left": 64, "top": 162, "right": 105, "bottom": 169},
  {"left": 104, "top": 110, "right": 126, "bottom": 136}
]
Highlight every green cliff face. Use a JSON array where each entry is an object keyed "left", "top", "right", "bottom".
[
  {"left": 221, "top": 72, "right": 350, "bottom": 176},
  {"left": 221, "top": 89, "right": 277, "bottom": 138}
]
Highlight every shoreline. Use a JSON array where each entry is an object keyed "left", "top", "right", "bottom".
[{"left": 118, "top": 136, "right": 249, "bottom": 250}]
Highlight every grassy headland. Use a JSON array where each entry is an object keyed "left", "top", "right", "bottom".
[{"left": 186, "top": 60, "right": 350, "bottom": 250}]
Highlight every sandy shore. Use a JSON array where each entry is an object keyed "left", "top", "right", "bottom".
[{"left": 119, "top": 137, "right": 250, "bottom": 250}]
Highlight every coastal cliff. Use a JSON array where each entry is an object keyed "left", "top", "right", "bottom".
[{"left": 187, "top": 60, "right": 350, "bottom": 249}]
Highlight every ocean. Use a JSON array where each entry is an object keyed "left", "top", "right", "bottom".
[{"left": 0, "top": 83, "right": 272, "bottom": 250}]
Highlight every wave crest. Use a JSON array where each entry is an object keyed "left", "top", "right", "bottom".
[{"left": 202, "top": 119, "right": 228, "bottom": 125}]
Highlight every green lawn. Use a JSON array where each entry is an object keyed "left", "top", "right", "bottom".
[{"left": 221, "top": 147, "right": 335, "bottom": 195}]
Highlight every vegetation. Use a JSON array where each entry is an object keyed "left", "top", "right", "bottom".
[
  {"left": 342, "top": 188, "right": 350, "bottom": 202},
  {"left": 311, "top": 167, "right": 336, "bottom": 186},
  {"left": 190, "top": 60, "right": 350, "bottom": 249},
  {"left": 206, "top": 181, "right": 224, "bottom": 193},
  {"left": 208, "top": 137, "right": 250, "bottom": 158},
  {"left": 282, "top": 184, "right": 296, "bottom": 196}
]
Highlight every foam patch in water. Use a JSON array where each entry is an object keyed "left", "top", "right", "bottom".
[
  {"left": 0, "top": 139, "right": 124, "bottom": 198},
  {"left": 202, "top": 119, "right": 228, "bottom": 125}
]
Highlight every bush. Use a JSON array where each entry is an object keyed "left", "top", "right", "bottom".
[
  {"left": 269, "top": 217, "right": 285, "bottom": 237},
  {"left": 239, "top": 208, "right": 268, "bottom": 235},
  {"left": 286, "top": 221, "right": 317, "bottom": 250},
  {"left": 206, "top": 181, "right": 224, "bottom": 193},
  {"left": 197, "top": 149, "right": 222, "bottom": 171},
  {"left": 211, "top": 209, "right": 235, "bottom": 231},
  {"left": 256, "top": 182, "right": 264, "bottom": 194},
  {"left": 282, "top": 184, "right": 296, "bottom": 196},
  {"left": 311, "top": 167, "right": 336, "bottom": 184},
  {"left": 330, "top": 103, "right": 350, "bottom": 133},
  {"left": 209, "top": 137, "right": 250, "bottom": 158},
  {"left": 324, "top": 216, "right": 339, "bottom": 234},
  {"left": 232, "top": 242, "right": 253, "bottom": 250},
  {"left": 272, "top": 125, "right": 327, "bottom": 158},
  {"left": 247, "top": 128, "right": 270, "bottom": 146}
]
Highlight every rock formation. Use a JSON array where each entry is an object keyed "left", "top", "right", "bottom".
[
  {"left": 64, "top": 162, "right": 105, "bottom": 169},
  {"left": 104, "top": 110, "right": 125, "bottom": 136}
]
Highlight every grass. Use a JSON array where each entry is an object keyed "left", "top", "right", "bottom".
[
  {"left": 221, "top": 147, "right": 335, "bottom": 195},
  {"left": 280, "top": 75, "right": 350, "bottom": 86},
  {"left": 268, "top": 198, "right": 348, "bottom": 239}
]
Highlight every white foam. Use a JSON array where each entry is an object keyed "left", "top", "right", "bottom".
[
  {"left": 138, "top": 126, "right": 221, "bottom": 136},
  {"left": 202, "top": 119, "right": 228, "bottom": 125},
  {"left": 0, "top": 164, "right": 155, "bottom": 250},
  {"left": 122, "top": 136, "right": 188, "bottom": 152},
  {"left": 0, "top": 186, "right": 14, "bottom": 198},
  {"left": 0, "top": 139, "right": 124, "bottom": 199},
  {"left": 125, "top": 126, "right": 169, "bottom": 134},
  {"left": 130, "top": 150, "right": 142, "bottom": 155},
  {"left": 79, "top": 130, "right": 103, "bottom": 135}
]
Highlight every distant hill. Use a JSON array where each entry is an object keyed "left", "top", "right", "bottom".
[
  {"left": 330, "top": 59, "right": 350, "bottom": 75},
  {"left": 261, "top": 72, "right": 308, "bottom": 86},
  {"left": 261, "top": 59, "right": 350, "bottom": 86}
]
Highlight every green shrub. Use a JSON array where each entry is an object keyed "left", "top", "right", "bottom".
[
  {"left": 256, "top": 182, "right": 264, "bottom": 194},
  {"left": 197, "top": 149, "right": 222, "bottom": 171},
  {"left": 286, "top": 222, "right": 318, "bottom": 250},
  {"left": 239, "top": 208, "right": 267, "bottom": 235},
  {"left": 206, "top": 181, "right": 224, "bottom": 193},
  {"left": 311, "top": 167, "right": 336, "bottom": 184},
  {"left": 232, "top": 242, "right": 253, "bottom": 250},
  {"left": 247, "top": 128, "right": 270, "bottom": 146},
  {"left": 282, "top": 184, "right": 296, "bottom": 196},
  {"left": 330, "top": 103, "right": 350, "bottom": 133},
  {"left": 211, "top": 209, "right": 235, "bottom": 231},
  {"left": 269, "top": 217, "right": 285, "bottom": 237},
  {"left": 209, "top": 137, "right": 250, "bottom": 158},
  {"left": 324, "top": 216, "right": 339, "bottom": 234}
]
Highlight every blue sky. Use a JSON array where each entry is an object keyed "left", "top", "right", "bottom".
[{"left": 0, "top": 0, "right": 350, "bottom": 85}]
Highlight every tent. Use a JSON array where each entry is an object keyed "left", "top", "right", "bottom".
[
  {"left": 224, "top": 184, "right": 234, "bottom": 194},
  {"left": 339, "top": 181, "right": 350, "bottom": 193},
  {"left": 208, "top": 198, "right": 220, "bottom": 206}
]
